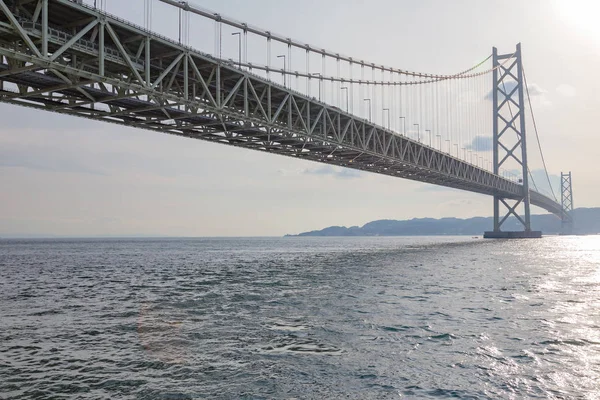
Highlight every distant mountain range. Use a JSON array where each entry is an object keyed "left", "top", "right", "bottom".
[{"left": 288, "top": 208, "right": 600, "bottom": 237}]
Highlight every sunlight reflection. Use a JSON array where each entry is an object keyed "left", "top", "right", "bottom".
[
  {"left": 539, "top": 235, "right": 600, "bottom": 397},
  {"left": 137, "top": 303, "right": 188, "bottom": 364}
]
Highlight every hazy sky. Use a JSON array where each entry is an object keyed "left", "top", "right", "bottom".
[{"left": 1, "top": 0, "right": 598, "bottom": 237}]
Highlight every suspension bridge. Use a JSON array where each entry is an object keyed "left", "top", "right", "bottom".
[{"left": 0, "top": 0, "right": 575, "bottom": 237}]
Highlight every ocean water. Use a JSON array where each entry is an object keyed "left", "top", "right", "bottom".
[{"left": 1, "top": 236, "right": 599, "bottom": 399}]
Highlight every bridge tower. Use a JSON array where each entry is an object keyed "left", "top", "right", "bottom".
[
  {"left": 484, "top": 44, "right": 542, "bottom": 239},
  {"left": 560, "top": 172, "right": 574, "bottom": 235}
]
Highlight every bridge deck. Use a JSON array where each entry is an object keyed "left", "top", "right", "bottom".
[{"left": 0, "top": 0, "right": 563, "bottom": 216}]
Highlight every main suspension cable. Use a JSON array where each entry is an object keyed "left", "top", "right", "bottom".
[{"left": 523, "top": 66, "right": 558, "bottom": 202}]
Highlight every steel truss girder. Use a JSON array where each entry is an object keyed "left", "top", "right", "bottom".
[{"left": 0, "top": 0, "right": 563, "bottom": 216}]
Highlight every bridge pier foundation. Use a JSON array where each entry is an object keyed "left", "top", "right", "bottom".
[{"left": 483, "top": 231, "right": 542, "bottom": 239}]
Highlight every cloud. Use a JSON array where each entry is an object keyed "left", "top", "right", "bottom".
[
  {"left": 465, "top": 135, "right": 492, "bottom": 152},
  {"left": 556, "top": 84, "right": 576, "bottom": 97},
  {"left": 0, "top": 143, "right": 107, "bottom": 175},
  {"left": 0, "top": 103, "right": 95, "bottom": 132},
  {"left": 501, "top": 168, "right": 561, "bottom": 199},
  {"left": 438, "top": 199, "right": 474, "bottom": 208},
  {"left": 302, "top": 165, "right": 363, "bottom": 179},
  {"left": 529, "top": 169, "right": 561, "bottom": 199},
  {"left": 485, "top": 81, "right": 549, "bottom": 106},
  {"left": 525, "top": 82, "right": 546, "bottom": 96},
  {"left": 486, "top": 80, "right": 545, "bottom": 99}
]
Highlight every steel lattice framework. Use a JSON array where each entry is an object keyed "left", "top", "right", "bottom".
[
  {"left": 0, "top": 0, "right": 564, "bottom": 217},
  {"left": 490, "top": 44, "right": 535, "bottom": 233},
  {"left": 561, "top": 172, "right": 574, "bottom": 234}
]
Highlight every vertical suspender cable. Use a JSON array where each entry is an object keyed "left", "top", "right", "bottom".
[{"left": 523, "top": 67, "right": 558, "bottom": 201}]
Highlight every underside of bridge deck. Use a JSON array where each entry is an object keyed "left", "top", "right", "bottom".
[{"left": 0, "top": 0, "right": 566, "bottom": 227}]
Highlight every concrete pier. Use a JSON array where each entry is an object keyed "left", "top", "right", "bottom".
[{"left": 483, "top": 231, "right": 542, "bottom": 239}]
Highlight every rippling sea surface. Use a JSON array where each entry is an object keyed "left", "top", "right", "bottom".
[{"left": 1, "top": 236, "right": 600, "bottom": 399}]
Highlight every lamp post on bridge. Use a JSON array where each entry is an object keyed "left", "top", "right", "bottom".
[
  {"left": 277, "top": 55, "right": 286, "bottom": 87},
  {"left": 231, "top": 32, "right": 242, "bottom": 69},
  {"left": 364, "top": 98, "right": 371, "bottom": 122},
  {"left": 454, "top": 144, "right": 459, "bottom": 157},
  {"left": 341, "top": 86, "right": 349, "bottom": 112},
  {"left": 383, "top": 108, "right": 390, "bottom": 129},
  {"left": 446, "top": 139, "right": 450, "bottom": 154},
  {"left": 399, "top": 117, "right": 406, "bottom": 136},
  {"left": 310, "top": 73, "right": 322, "bottom": 101},
  {"left": 436, "top": 134, "right": 441, "bottom": 151},
  {"left": 178, "top": 7, "right": 182, "bottom": 44},
  {"left": 425, "top": 130, "right": 432, "bottom": 147},
  {"left": 413, "top": 123, "right": 420, "bottom": 142}
]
